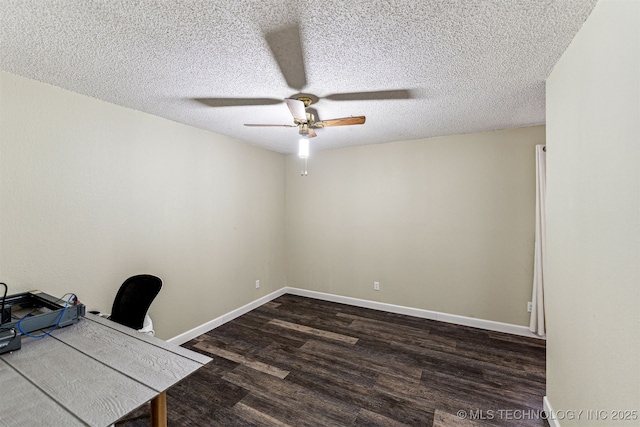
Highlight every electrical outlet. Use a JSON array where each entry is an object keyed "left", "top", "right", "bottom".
[
  {"left": 527, "top": 302, "right": 533, "bottom": 312},
  {"left": 255, "top": 280, "right": 260, "bottom": 289},
  {"left": 374, "top": 281, "right": 380, "bottom": 291}
]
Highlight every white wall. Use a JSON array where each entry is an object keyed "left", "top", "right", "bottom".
[
  {"left": 286, "top": 126, "right": 544, "bottom": 326},
  {"left": 0, "top": 71, "right": 286, "bottom": 339},
  {"left": 545, "top": 0, "right": 639, "bottom": 424}
]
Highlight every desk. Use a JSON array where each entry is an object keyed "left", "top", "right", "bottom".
[{"left": 0, "top": 313, "right": 211, "bottom": 427}]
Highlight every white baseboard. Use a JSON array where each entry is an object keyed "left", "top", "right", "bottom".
[
  {"left": 168, "top": 286, "right": 544, "bottom": 344},
  {"left": 167, "top": 288, "right": 287, "bottom": 345},
  {"left": 284, "top": 287, "right": 544, "bottom": 339},
  {"left": 544, "top": 396, "right": 561, "bottom": 427}
]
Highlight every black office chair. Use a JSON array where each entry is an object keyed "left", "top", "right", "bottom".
[{"left": 108, "top": 274, "right": 162, "bottom": 331}]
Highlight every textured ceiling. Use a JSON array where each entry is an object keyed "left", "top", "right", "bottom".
[{"left": 0, "top": 0, "right": 597, "bottom": 154}]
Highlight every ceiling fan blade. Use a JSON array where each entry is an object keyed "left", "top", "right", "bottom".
[
  {"left": 315, "top": 116, "right": 366, "bottom": 127},
  {"left": 244, "top": 124, "right": 297, "bottom": 128},
  {"left": 285, "top": 98, "right": 307, "bottom": 122},
  {"left": 195, "top": 98, "right": 283, "bottom": 107},
  {"left": 264, "top": 24, "right": 307, "bottom": 91},
  {"left": 306, "top": 128, "right": 317, "bottom": 138},
  {"left": 324, "top": 89, "right": 413, "bottom": 101}
]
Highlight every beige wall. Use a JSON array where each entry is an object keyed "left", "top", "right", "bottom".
[
  {"left": 546, "top": 0, "right": 639, "bottom": 424},
  {"left": 0, "top": 71, "right": 286, "bottom": 339},
  {"left": 286, "top": 126, "right": 544, "bottom": 326}
]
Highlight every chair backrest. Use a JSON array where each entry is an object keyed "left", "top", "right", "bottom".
[{"left": 109, "top": 274, "right": 162, "bottom": 330}]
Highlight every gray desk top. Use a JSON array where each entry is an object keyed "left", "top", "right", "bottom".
[{"left": 0, "top": 314, "right": 211, "bottom": 427}]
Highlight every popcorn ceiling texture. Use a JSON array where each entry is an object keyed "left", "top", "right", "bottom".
[{"left": 0, "top": 0, "right": 597, "bottom": 153}]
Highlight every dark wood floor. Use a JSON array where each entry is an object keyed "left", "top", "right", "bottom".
[{"left": 118, "top": 295, "right": 547, "bottom": 426}]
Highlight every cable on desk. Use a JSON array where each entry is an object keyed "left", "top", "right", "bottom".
[
  {"left": 16, "top": 293, "right": 77, "bottom": 338},
  {"left": 0, "top": 282, "right": 7, "bottom": 325}
]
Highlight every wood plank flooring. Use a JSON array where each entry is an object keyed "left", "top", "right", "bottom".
[{"left": 117, "top": 295, "right": 547, "bottom": 426}]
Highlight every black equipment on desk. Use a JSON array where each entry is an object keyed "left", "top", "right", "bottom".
[{"left": 0, "top": 290, "right": 86, "bottom": 355}]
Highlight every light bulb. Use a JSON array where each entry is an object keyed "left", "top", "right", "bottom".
[{"left": 298, "top": 139, "right": 309, "bottom": 159}]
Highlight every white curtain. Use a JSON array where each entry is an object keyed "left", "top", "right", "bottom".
[{"left": 529, "top": 145, "right": 546, "bottom": 336}]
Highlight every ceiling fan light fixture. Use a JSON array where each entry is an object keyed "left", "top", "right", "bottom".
[{"left": 298, "top": 139, "right": 309, "bottom": 159}]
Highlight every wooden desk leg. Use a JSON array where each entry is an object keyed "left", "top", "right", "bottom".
[{"left": 150, "top": 391, "right": 167, "bottom": 427}]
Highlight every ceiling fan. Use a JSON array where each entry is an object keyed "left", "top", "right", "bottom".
[
  {"left": 195, "top": 23, "right": 413, "bottom": 140},
  {"left": 244, "top": 96, "right": 365, "bottom": 138}
]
